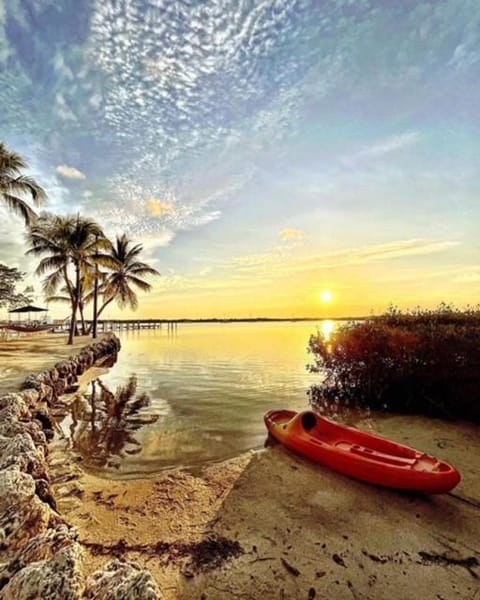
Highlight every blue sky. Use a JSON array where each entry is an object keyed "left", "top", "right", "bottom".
[{"left": 1, "top": 0, "right": 479, "bottom": 317}]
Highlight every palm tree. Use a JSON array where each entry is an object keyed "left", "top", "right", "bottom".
[
  {"left": 0, "top": 142, "right": 46, "bottom": 224},
  {"left": 26, "top": 213, "right": 110, "bottom": 344},
  {"left": 93, "top": 234, "right": 159, "bottom": 325}
]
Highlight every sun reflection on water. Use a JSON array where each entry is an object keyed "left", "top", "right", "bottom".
[{"left": 320, "top": 319, "right": 336, "bottom": 342}]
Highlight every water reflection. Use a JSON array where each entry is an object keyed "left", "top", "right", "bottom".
[
  {"left": 69, "top": 376, "right": 158, "bottom": 470},
  {"left": 320, "top": 319, "right": 335, "bottom": 342},
  {"left": 60, "top": 322, "right": 357, "bottom": 477},
  {"left": 308, "top": 320, "right": 371, "bottom": 424}
]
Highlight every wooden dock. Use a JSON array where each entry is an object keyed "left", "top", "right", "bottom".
[{"left": 87, "top": 320, "right": 178, "bottom": 332}]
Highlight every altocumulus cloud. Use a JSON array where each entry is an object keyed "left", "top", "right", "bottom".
[{"left": 146, "top": 198, "right": 176, "bottom": 218}]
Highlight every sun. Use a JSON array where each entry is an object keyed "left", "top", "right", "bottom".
[{"left": 320, "top": 289, "right": 333, "bottom": 304}]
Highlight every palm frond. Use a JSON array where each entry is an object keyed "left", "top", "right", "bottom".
[
  {"left": 125, "top": 275, "right": 153, "bottom": 292},
  {"left": 41, "top": 269, "right": 69, "bottom": 296},
  {"left": 128, "top": 262, "right": 160, "bottom": 276},
  {"left": 1, "top": 175, "right": 46, "bottom": 204},
  {"left": 35, "top": 255, "right": 67, "bottom": 276},
  {"left": 0, "top": 192, "right": 37, "bottom": 225},
  {"left": 0, "top": 143, "right": 28, "bottom": 173}
]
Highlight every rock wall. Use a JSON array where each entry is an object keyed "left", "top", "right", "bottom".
[{"left": 0, "top": 334, "right": 164, "bottom": 600}]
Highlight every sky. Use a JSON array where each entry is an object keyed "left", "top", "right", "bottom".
[{"left": 1, "top": 0, "right": 479, "bottom": 319}]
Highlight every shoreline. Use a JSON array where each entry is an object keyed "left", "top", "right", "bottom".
[
  {"left": 56, "top": 413, "right": 480, "bottom": 600},
  {"left": 0, "top": 333, "right": 479, "bottom": 598}
]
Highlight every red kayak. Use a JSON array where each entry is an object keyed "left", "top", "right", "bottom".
[{"left": 264, "top": 410, "right": 460, "bottom": 494}]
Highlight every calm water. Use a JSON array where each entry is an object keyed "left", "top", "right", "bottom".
[{"left": 61, "top": 321, "right": 334, "bottom": 478}]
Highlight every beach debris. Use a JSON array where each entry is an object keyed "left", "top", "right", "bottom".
[
  {"left": 417, "top": 551, "right": 479, "bottom": 578},
  {"left": 281, "top": 557, "right": 300, "bottom": 576},
  {"left": 332, "top": 553, "right": 347, "bottom": 568},
  {"left": 83, "top": 534, "right": 244, "bottom": 574}
]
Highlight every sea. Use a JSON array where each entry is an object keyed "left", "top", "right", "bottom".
[{"left": 60, "top": 320, "right": 337, "bottom": 478}]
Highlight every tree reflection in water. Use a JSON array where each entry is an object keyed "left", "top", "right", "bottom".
[{"left": 70, "top": 375, "right": 158, "bottom": 470}]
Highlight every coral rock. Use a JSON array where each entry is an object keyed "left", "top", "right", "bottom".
[
  {"left": 55, "top": 360, "right": 72, "bottom": 377},
  {"left": 0, "top": 395, "right": 31, "bottom": 420},
  {"left": 0, "top": 420, "right": 47, "bottom": 452},
  {"left": 0, "top": 524, "right": 78, "bottom": 586},
  {"left": 0, "top": 495, "right": 54, "bottom": 554},
  {"left": 84, "top": 560, "right": 164, "bottom": 600},
  {"left": 49, "top": 368, "right": 59, "bottom": 383},
  {"left": 20, "top": 388, "right": 40, "bottom": 409},
  {"left": 0, "top": 469, "right": 36, "bottom": 514},
  {"left": 21, "top": 375, "right": 42, "bottom": 391},
  {"left": 0, "top": 544, "right": 84, "bottom": 600},
  {"left": 0, "top": 434, "right": 47, "bottom": 480}
]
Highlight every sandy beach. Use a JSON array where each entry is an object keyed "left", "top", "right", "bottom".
[
  {"left": 1, "top": 333, "right": 479, "bottom": 599},
  {"left": 0, "top": 332, "right": 98, "bottom": 393}
]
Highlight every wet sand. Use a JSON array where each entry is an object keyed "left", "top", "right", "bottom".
[{"left": 50, "top": 368, "right": 480, "bottom": 599}]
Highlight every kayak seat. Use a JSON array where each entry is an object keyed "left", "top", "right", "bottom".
[{"left": 337, "top": 441, "right": 417, "bottom": 467}]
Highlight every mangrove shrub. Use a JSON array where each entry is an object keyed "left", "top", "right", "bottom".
[{"left": 307, "top": 305, "right": 480, "bottom": 423}]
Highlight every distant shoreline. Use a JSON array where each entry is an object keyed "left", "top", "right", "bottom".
[{"left": 92, "top": 316, "right": 364, "bottom": 324}]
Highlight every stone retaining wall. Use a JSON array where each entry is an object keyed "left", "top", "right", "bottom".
[{"left": 0, "top": 334, "right": 164, "bottom": 600}]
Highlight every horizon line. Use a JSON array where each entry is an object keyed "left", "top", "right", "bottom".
[{"left": 87, "top": 316, "right": 366, "bottom": 323}]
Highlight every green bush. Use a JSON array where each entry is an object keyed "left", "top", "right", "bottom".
[{"left": 307, "top": 305, "right": 480, "bottom": 423}]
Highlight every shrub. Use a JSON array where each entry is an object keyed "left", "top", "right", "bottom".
[{"left": 307, "top": 305, "right": 480, "bottom": 423}]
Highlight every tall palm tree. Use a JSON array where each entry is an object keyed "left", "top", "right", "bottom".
[
  {"left": 26, "top": 213, "right": 110, "bottom": 344},
  {"left": 0, "top": 142, "right": 46, "bottom": 224},
  {"left": 93, "top": 234, "right": 159, "bottom": 324}
]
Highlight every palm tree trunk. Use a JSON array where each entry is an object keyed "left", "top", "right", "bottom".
[
  {"left": 68, "top": 262, "right": 81, "bottom": 345},
  {"left": 79, "top": 300, "right": 87, "bottom": 335},
  {"left": 86, "top": 296, "right": 114, "bottom": 335},
  {"left": 92, "top": 234, "right": 99, "bottom": 339}
]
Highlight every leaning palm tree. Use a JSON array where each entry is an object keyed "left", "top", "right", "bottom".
[
  {"left": 26, "top": 213, "right": 110, "bottom": 344},
  {"left": 93, "top": 234, "right": 159, "bottom": 325},
  {"left": 0, "top": 141, "right": 46, "bottom": 224}
]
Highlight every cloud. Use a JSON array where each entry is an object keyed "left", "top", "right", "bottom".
[
  {"left": 230, "top": 239, "right": 460, "bottom": 277},
  {"left": 55, "top": 165, "right": 86, "bottom": 180},
  {"left": 280, "top": 228, "right": 304, "bottom": 242},
  {"left": 146, "top": 198, "right": 176, "bottom": 218},
  {"left": 453, "top": 266, "right": 480, "bottom": 284},
  {"left": 346, "top": 132, "right": 421, "bottom": 164}
]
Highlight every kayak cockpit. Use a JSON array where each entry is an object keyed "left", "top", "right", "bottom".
[{"left": 301, "top": 411, "right": 318, "bottom": 431}]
